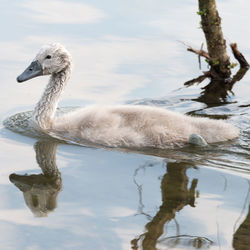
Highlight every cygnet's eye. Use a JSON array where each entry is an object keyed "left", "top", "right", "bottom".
[{"left": 45, "top": 55, "right": 52, "bottom": 59}]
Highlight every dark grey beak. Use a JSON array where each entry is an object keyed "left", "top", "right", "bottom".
[{"left": 17, "top": 60, "right": 43, "bottom": 83}]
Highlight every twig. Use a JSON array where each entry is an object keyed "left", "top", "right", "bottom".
[
  {"left": 233, "top": 180, "right": 250, "bottom": 233},
  {"left": 187, "top": 46, "right": 210, "bottom": 60},
  {"left": 178, "top": 41, "right": 210, "bottom": 60},
  {"left": 157, "top": 234, "right": 214, "bottom": 245},
  {"left": 198, "top": 43, "right": 204, "bottom": 69}
]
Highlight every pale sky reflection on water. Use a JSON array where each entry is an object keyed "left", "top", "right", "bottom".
[
  {"left": 1, "top": 0, "right": 200, "bottom": 113},
  {"left": 1, "top": 0, "right": 250, "bottom": 111},
  {"left": 0, "top": 0, "right": 250, "bottom": 249}
]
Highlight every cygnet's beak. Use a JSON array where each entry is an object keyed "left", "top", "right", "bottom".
[{"left": 17, "top": 60, "right": 43, "bottom": 83}]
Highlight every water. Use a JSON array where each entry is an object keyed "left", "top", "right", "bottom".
[{"left": 0, "top": 0, "right": 250, "bottom": 249}]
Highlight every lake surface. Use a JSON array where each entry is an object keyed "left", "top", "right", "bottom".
[{"left": 0, "top": 0, "right": 250, "bottom": 249}]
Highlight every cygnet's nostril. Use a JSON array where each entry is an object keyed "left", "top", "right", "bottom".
[{"left": 29, "top": 68, "right": 33, "bottom": 71}]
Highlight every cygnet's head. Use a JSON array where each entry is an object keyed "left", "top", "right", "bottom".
[{"left": 17, "top": 43, "right": 72, "bottom": 83}]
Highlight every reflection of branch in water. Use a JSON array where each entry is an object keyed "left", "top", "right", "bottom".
[
  {"left": 158, "top": 234, "right": 213, "bottom": 248},
  {"left": 194, "top": 69, "right": 247, "bottom": 105},
  {"left": 131, "top": 161, "right": 209, "bottom": 250},
  {"left": 133, "top": 161, "right": 159, "bottom": 221},
  {"left": 230, "top": 180, "right": 250, "bottom": 250},
  {"left": 233, "top": 204, "right": 250, "bottom": 249},
  {"left": 233, "top": 180, "right": 250, "bottom": 234},
  {"left": 133, "top": 179, "right": 152, "bottom": 221},
  {"left": 221, "top": 174, "right": 228, "bottom": 192},
  {"left": 9, "top": 140, "right": 62, "bottom": 217},
  {"left": 216, "top": 207, "right": 222, "bottom": 250},
  {"left": 162, "top": 217, "right": 181, "bottom": 248}
]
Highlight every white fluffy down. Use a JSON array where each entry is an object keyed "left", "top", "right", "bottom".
[
  {"left": 18, "top": 43, "right": 239, "bottom": 149},
  {"left": 53, "top": 105, "right": 239, "bottom": 148}
]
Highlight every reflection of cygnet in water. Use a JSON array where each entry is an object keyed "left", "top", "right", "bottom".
[{"left": 9, "top": 141, "right": 62, "bottom": 217}]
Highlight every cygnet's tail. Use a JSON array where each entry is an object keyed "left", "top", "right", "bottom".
[{"left": 194, "top": 118, "right": 239, "bottom": 144}]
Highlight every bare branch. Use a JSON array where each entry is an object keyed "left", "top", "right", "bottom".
[
  {"left": 187, "top": 46, "right": 210, "bottom": 60},
  {"left": 198, "top": 43, "right": 204, "bottom": 69},
  {"left": 178, "top": 40, "right": 210, "bottom": 60},
  {"left": 230, "top": 43, "right": 249, "bottom": 68}
]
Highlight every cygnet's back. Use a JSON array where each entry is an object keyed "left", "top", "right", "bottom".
[{"left": 53, "top": 105, "right": 239, "bottom": 148}]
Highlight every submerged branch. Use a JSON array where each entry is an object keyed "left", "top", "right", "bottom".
[
  {"left": 230, "top": 67, "right": 249, "bottom": 88},
  {"left": 184, "top": 72, "right": 210, "bottom": 86}
]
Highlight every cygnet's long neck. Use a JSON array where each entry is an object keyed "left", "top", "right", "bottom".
[{"left": 32, "top": 66, "right": 71, "bottom": 130}]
